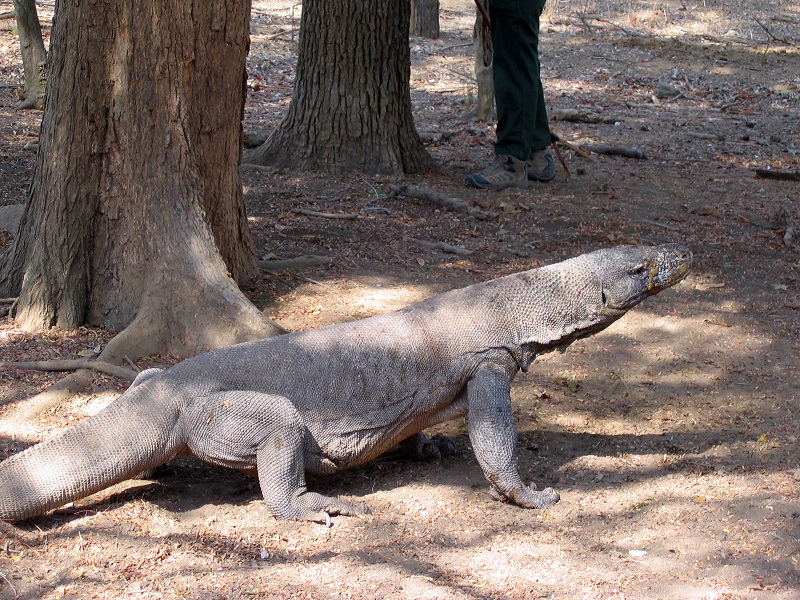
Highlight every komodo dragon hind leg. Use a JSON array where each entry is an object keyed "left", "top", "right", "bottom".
[
  {"left": 185, "top": 391, "right": 368, "bottom": 524},
  {"left": 256, "top": 433, "right": 370, "bottom": 525}
]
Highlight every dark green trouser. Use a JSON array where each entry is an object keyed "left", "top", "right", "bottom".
[{"left": 489, "top": 0, "right": 551, "bottom": 161}]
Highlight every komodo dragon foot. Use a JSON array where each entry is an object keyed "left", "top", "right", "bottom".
[
  {"left": 489, "top": 484, "right": 560, "bottom": 509},
  {"left": 400, "top": 432, "right": 458, "bottom": 461},
  {"left": 299, "top": 497, "right": 371, "bottom": 527}
]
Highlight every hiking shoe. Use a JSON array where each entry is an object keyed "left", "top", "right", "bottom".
[
  {"left": 527, "top": 149, "right": 556, "bottom": 182},
  {"left": 466, "top": 155, "right": 528, "bottom": 190}
]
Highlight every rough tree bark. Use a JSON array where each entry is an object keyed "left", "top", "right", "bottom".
[
  {"left": 410, "top": 0, "right": 439, "bottom": 39},
  {"left": 243, "top": 0, "right": 436, "bottom": 175},
  {"left": 12, "top": 0, "right": 47, "bottom": 109},
  {"left": 0, "top": 0, "right": 283, "bottom": 372}
]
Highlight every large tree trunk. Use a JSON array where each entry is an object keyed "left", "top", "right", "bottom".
[
  {"left": 410, "top": 0, "right": 439, "bottom": 39},
  {"left": 0, "top": 0, "right": 283, "bottom": 370},
  {"left": 243, "top": 0, "right": 436, "bottom": 175},
  {"left": 12, "top": 0, "right": 47, "bottom": 110}
]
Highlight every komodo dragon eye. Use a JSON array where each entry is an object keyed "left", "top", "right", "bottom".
[{"left": 630, "top": 264, "right": 649, "bottom": 277}]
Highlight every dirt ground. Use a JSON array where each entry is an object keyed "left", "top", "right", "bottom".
[{"left": 0, "top": 0, "right": 799, "bottom": 598}]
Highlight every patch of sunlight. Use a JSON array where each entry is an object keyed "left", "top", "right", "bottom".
[
  {"left": 0, "top": 392, "right": 118, "bottom": 441},
  {"left": 349, "top": 285, "right": 428, "bottom": 313}
]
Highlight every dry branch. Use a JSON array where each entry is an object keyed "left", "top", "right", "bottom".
[
  {"left": 755, "top": 169, "right": 800, "bottom": 181},
  {"left": 755, "top": 18, "right": 799, "bottom": 47},
  {"left": 403, "top": 237, "right": 474, "bottom": 256},
  {"left": 585, "top": 145, "right": 647, "bottom": 160},
  {"left": 292, "top": 208, "right": 359, "bottom": 220},
  {"left": 1, "top": 358, "right": 138, "bottom": 381},
  {"left": 549, "top": 108, "right": 617, "bottom": 124},
  {"left": 258, "top": 255, "right": 334, "bottom": 272},
  {"left": 264, "top": 27, "right": 300, "bottom": 40},
  {"left": 388, "top": 183, "right": 496, "bottom": 220},
  {"left": 573, "top": 13, "right": 641, "bottom": 36},
  {"left": 418, "top": 129, "right": 461, "bottom": 144}
]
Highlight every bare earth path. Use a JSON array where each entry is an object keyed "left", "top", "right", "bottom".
[{"left": 0, "top": 1, "right": 798, "bottom": 598}]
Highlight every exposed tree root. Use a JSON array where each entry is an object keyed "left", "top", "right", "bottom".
[
  {"left": 1, "top": 358, "right": 138, "bottom": 381},
  {"left": 14, "top": 97, "right": 43, "bottom": 111},
  {"left": 11, "top": 370, "right": 94, "bottom": 421},
  {"left": 7, "top": 277, "right": 287, "bottom": 418}
]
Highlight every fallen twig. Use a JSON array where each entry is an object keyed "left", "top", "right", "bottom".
[
  {"left": 549, "top": 108, "right": 617, "bottom": 124},
  {"left": 573, "top": 13, "right": 641, "bottom": 37},
  {"left": 293, "top": 208, "right": 359, "bottom": 220},
  {"left": 403, "top": 237, "right": 473, "bottom": 256},
  {"left": 123, "top": 356, "right": 141, "bottom": 373},
  {"left": 290, "top": 273, "right": 332, "bottom": 289},
  {"left": 755, "top": 18, "right": 799, "bottom": 48},
  {"left": 388, "top": 183, "right": 496, "bottom": 220},
  {"left": 258, "top": 255, "right": 334, "bottom": 272},
  {"left": 585, "top": 145, "right": 647, "bottom": 159},
  {"left": 263, "top": 27, "right": 300, "bottom": 40},
  {"left": 755, "top": 169, "right": 800, "bottom": 181},
  {"left": 641, "top": 218, "right": 680, "bottom": 231},
  {"left": 418, "top": 129, "right": 461, "bottom": 144},
  {"left": 1, "top": 359, "right": 138, "bottom": 381},
  {"left": 551, "top": 132, "right": 596, "bottom": 162}
]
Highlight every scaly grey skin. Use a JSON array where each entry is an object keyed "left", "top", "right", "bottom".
[{"left": 0, "top": 244, "right": 692, "bottom": 524}]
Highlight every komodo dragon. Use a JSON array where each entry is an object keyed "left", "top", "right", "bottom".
[{"left": 0, "top": 244, "right": 692, "bottom": 524}]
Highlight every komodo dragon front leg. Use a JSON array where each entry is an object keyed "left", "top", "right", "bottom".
[
  {"left": 183, "top": 391, "right": 368, "bottom": 523},
  {"left": 467, "top": 363, "right": 560, "bottom": 509}
]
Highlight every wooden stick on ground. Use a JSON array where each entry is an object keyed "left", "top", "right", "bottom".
[
  {"left": 585, "top": 144, "right": 647, "bottom": 159},
  {"left": 755, "top": 169, "right": 800, "bottom": 181},
  {"left": 550, "top": 132, "right": 596, "bottom": 162},
  {"left": 1, "top": 359, "right": 138, "bottom": 381},
  {"left": 258, "top": 255, "right": 334, "bottom": 272},
  {"left": 388, "top": 184, "right": 496, "bottom": 220},
  {"left": 293, "top": 208, "right": 359, "bottom": 220},
  {"left": 403, "top": 237, "right": 474, "bottom": 256}
]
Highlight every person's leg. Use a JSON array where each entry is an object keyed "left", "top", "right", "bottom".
[
  {"left": 467, "top": 0, "right": 552, "bottom": 189},
  {"left": 491, "top": 0, "right": 550, "bottom": 159}
]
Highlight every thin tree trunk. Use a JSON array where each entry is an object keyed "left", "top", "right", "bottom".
[
  {"left": 12, "top": 0, "right": 46, "bottom": 110},
  {"left": 410, "top": 0, "right": 440, "bottom": 39},
  {"left": 473, "top": 0, "right": 494, "bottom": 121},
  {"left": 243, "top": 0, "right": 436, "bottom": 175},
  {"left": 0, "top": 0, "right": 282, "bottom": 366}
]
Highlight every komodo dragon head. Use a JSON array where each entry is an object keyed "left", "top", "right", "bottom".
[
  {"left": 592, "top": 243, "right": 693, "bottom": 315},
  {"left": 510, "top": 243, "right": 693, "bottom": 364}
]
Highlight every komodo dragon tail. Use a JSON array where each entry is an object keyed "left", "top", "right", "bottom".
[{"left": 0, "top": 375, "right": 183, "bottom": 521}]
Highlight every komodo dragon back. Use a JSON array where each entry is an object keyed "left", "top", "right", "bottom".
[{"left": 0, "top": 244, "right": 692, "bottom": 524}]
